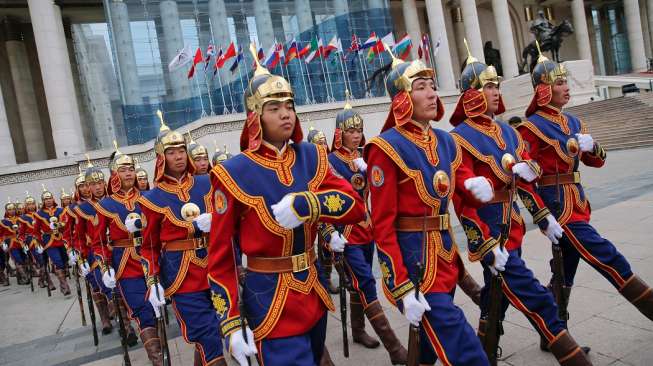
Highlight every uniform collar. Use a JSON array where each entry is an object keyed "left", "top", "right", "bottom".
[{"left": 256, "top": 140, "right": 288, "bottom": 160}]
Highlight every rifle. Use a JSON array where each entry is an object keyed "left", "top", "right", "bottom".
[
  {"left": 74, "top": 261, "right": 87, "bottom": 326},
  {"left": 238, "top": 271, "right": 252, "bottom": 366},
  {"left": 84, "top": 269, "right": 99, "bottom": 346},
  {"left": 43, "top": 250, "right": 52, "bottom": 297},
  {"left": 551, "top": 161, "right": 569, "bottom": 321},
  {"left": 333, "top": 252, "right": 349, "bottom": 358},
  {"left": 24, "top": 245, "right": 34, "bottom": 292},
  {"left": 407, "top": 213, "right": 428, "bottom": 366},
  {"left": 483, "top": 174, "right": 516, "bottom": 366}
]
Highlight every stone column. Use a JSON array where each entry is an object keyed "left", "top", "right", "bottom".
[
  {"left": 571, "top": 0, "right": 593, "bottom": 63},
  {"left": 491, "top": 0, "right": 519, "bottom": 78},
  {"left": 208, "top": 0, "right": 231, "bottom": 85},
  {"left": 254, "top": 0, "right": 275, "bottom": 50},
  {"left": 295, "top": 0, "right": 314, "bottom": 35},
  {"left": 425, "top": 0, "right": 456, "bottom": 92},
  {"left": 3, "top": 19, "right": 47, "bottom": 162},
  {"left": 26, "top": 0, "right": 85, "bottom": 158},
  {"left": 368, "top": 0, "right": 385, "bottom": 9},
  {"left": 402, "top": 0, "right": 421, "bottom": 59},
  {"left": 108, "top": 0, "right": 142, "bottom": 105},
  {"left": 159, "top": 0, "right": 191, "bottom": 101},
  {"left": 0, "top": 83, "right": 17, "bottom": 166},
  {"left": 460, "top": 0, "right": 484, "bottom": 60},
  {"left": 452, "top": 7, "right": 467, "bottom": 68},
  {"left": 648, "top": 0, "right": 653, "bottom": 56},
  {"left": 334, "top": 0, "right": 349, "bottom": 16},
  {"left": 624, "top": 0, "right": 647, "bottom": 71}
]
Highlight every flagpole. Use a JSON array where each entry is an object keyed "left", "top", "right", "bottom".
[
  {"left": 337, "top": 52, "right": 351, "bottom": 98},
  {"left": 236, "top": 55, "right": 247, "bottom": 113},
  {"left": 293, "top": 51, "right": 310, "bottom": 104},
  {"left": 206, "top": 17, "right": 228, "bottom": 115},
  {"left": 193, "top": 73, "right": 207, "bottom": 117},
  {"left": 193, "top": 1, "right": 214, "bottom": 115},
  {"left": 358, "top": 52, "right": 371, "bottom": 97},
  {"left": 319, "top": 55, "right": 335, "bottom": 102},
  {"left": 300, "top": 57, "right": 316, "bottom": 104}
]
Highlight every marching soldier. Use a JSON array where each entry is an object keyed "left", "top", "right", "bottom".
[
  {"left": 95, "top": 145, "right": 161, "bottom": 363},
  {"left": 329, "top": 100, "right": 408, "bottom": 363},
  {"left": 187, "top": 135, "right": 211, "bottom": 175},
  {"left": 449, "top": 49, "right": 592, "bottom": 365},
  {"left": 207, "top": 45, "right": 366, "bottom": 365},
  {"left": 518, "top": 55, "right": 653, "bottom": 322},
  {"left": 137, "top": 112, "right": 225, "bottom": 366},
  {"left": 74, "top": 164, "right": 117, "bottom": 334},
  {"left": 135, "top": 160, "right": 151, "bottom": 191},
  {"left": 2, "top": 200, "right": 28, "bottom": 285},
  {"left": 32, "top": 187, "right": 71, "bottom": 295},
  {"left": 364, "top": 49, "right": 492, "bottom": 365},
  {"left": 18, "top": 193, "right": 50, "bottom": 289}
]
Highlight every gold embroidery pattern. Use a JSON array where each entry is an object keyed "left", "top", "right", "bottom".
[
  {"left": 212, "top": 293, "right": 228, "bottom": 318},
  {"left": 519, "top": 121, "right": 575, "bottom": 168},
  {"left": 244, "top": 147, "right": 296, "bottom": 186},
  {"left": 323, "top": 194, "right": 345, "bottom": 213},
  {"left": 452, "top": 133, "right": 512, "bottom": 184}
]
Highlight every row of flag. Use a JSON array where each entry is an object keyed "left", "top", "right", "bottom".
[{"left": 170, "top": 31, "right": 440, "bottom": 80}]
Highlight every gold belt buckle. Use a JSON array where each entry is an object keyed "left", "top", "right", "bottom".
[
  {"left": 195, "top": 237, "right": 207, "bottom": 250},
  {"left": 439, "top": 214, "right": 449, "bottom": 231},
  {"left": 291, "top": 252, "right": 309, "bottom": 273},
  {"left": 133, "top": 237, "right": 142, "bottom": 247},
  {"left": 573, "top": 171, "right": 581, "bottom": 183}
]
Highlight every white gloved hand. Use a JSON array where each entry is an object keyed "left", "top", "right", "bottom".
[
  {"left": 228, "top": 327, "right": 258, "bottom": 366},
  {"left": 80, "top": 262, "right": 91, "bottom": 277},
  {"left": 148, "top": 283, "right": 166, "bottom": 317},
  {"left": 193, "top": 213, "right": 212, "bottom": 233},
  {"left": 576, "top": 133, "right": 594, "bottom": 152},
  {"left": 22, "top": 246, "right": 28, "bottom": 254},
  {"left": 124, "top": 217, "right": 139, "bottom": 233},
  {"left": 327, "top": 232, "right": 347, "bottom": 253},
  {"left": 491, "top": 246, "right": 509, "bottom": 273},
  {"left": 512, "top": 162, "right": 538, "bottom": 182},
  {"left": 1, "top": 243, "right": 7, "bottom": 252},
  {"left": 68, "top": 251, "right": 77, "bottom": 266},
  {"left": 402, "top": 290, "right": 431, "bottom": 326},
  {"left": 271, "top": 194, "right": 303, "bottom": 229},
  {"left": 36, "top": 245, "right": 44, "bottom": 254},
  {"left": 353, "top": 157, "right": 368, "bottom": 173},
  {"left": 49, "top": 222, "right": 57, "bottom": 230},
  {"left": 543, "top": 214, "right": 564, "bottom": 245},
  {"left": 464, "top": 177, "right": 494, "bottom": 203},
  {"left": 102, "top": 268, "right": 117, "bottom": 289}
]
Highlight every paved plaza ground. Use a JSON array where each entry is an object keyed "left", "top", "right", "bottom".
[{"left": 1, "top": 147, "right": 652, "bottom": 366}]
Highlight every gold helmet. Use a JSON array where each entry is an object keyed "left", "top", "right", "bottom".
[
  {"left": 24, "top": 191, "right": 36, "bottom": 205},
  {"left": 5, "top": 198, "right": 15, "bottom": 211},
  {"left": 41, "top": 184, "right": 54, "bottom": 200},
  {"left": 306, "top": 126, "right": 327, "bottom": 145},
  {"left": 154, "top": 110, "right": 186, "bottom": 155},
  {"left": 212, "top": 144, "right": 233, "bottom": 166},
  {"left": 84, "top": 156, "right": 105, "bottom": 183},
  {"left": 136, "top": 167, "right": 148, "bottom": 180},
  {"left": 525, "top": 40, "right": 568, "bottom": 116},
  {"left": 187, "top": 133, "right": 209, "bottom": 160},
  {"left": 332, "top": 91, "right": 365, "bottom": 150},
  {"left": 110, "top": 140, "right": 134, "bottom": 173},
  {"left": 459, "top": 39, "right": 501, "bottom": 92}
]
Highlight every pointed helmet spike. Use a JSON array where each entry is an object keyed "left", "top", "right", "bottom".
[
  {"left": 113, "top": 140, "right": 121, "bottom": 154},
  {"left": 344, "top": 89, "right": 352, "bottom": 110},
  {"left": 213, "top": 140, "right": 218, "bottom": 152},
  {"left": 41, "top": 184, "right": 47, "bottom": 192},
  {"left": 85, "top": 154, "right": 93, "bottom": 168},
  {"left": 156, "top": 110, "right": 170, "bottom": 133},
  {"left": 187, "top": 131, "right": 195, "bottom": 144},
  {"left": 223, "top": 145, "right": 229, "bottom": 154},
  {"left": 249, "top": 43, "right": 269, "bottom": 77},
  {"left": 383, "top": 42, "right": 402, "bottom": 68},
  {"left": 535, "top": 39, "right": 549, "bottom": 63},
  {"left": 463, "top": 38, "right": 478, "bottom": 65}
]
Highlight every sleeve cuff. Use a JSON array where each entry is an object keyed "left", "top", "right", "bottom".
[
  {"left": 391, "top": 280, "right": 415, "bottom": 302},
  {"left": 220, "top": 316, "right": 243, "bottom": 338},
  {"left": 469, "top": 237, "right": 499, "bottom": 262}
]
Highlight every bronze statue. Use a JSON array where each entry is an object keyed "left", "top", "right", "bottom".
[{"left": 521, "top": 11, "right": 574, "bottom": 73}]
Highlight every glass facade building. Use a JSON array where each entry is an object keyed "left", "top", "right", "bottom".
[{"left": 73, "top": 0, "right": 397, "bottom": 145}]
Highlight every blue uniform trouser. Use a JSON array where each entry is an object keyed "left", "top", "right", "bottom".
[
  {"left": 45, "top": 246, "right": 66, "bottom": 270},
  {"left": 171, "top": 290, "right": 224, "bottom": 365},
  {"left": 0, "top": 251, "right": 5, "bottom": 270},
  {"left": 89, "top": 266, "right": 113, "bottom": 298},
  {"left": 10, "top": 248, "right": 26, "bottom": 265},
  {"left": 481, "top": 249, "right": 566, "bottom": 343},
  {"left": 30, "top": 248, "right": 45, "bottom": 266},
  {"left": 553, "top": 222, "right": 633, "bottom": 289},
  {"left": 118, "top": 277, "right": 156, "bottom": 331},
  {"left": 255, "top": 313, "right": 327, "bottom": 366},
  {"left": 343, "top": 242, "right": 378, "bottom": 307},
  {"left": 418, "top": 293, "right": 489, "bottom": 366}
]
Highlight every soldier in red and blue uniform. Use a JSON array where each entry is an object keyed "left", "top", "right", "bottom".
[
  {"left": 1, "top": 200, "right": 29, "bottom": 285},
  {"left": 138, "top": 112, "right": 225, "bottom": 366},
  {"left": 449, "top": 50, "right": 591, "bottom": 365},
  {"left": 32, "top": 187, "right": 72, "bottom": 296},
  {"left": 207, "top": 46, "right": 366, "bottom": 366},
  {"left": 518, "top": 55, "right": 653, "bottom": 323},
  {"left": 18, "top": 193, "right": 50, "bottom": 289},
  {"left": 364, "top": 49, "right": 493, "bottom": 366},
  {"left": 74, "top": 164, "right": 116, "bottom": 334},
  {"left": 327, "top": 100, "right": 408, "bottom": 363},
  {"left": 188, "top": 135, "right": 211, "bottom": 176}
]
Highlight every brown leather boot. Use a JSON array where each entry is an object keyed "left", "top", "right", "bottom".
[
  {"left": 0, "top": 270, "right": 8, "bottom": 286},
  {"left": 458, "top": 269, "right": 482, "bottom": 306},
  {"left": 15, "top": 264, "right": 29, "bottom": 285},
  {"left": 93, "top": 292, "right": 114, "bottom": 334},
  {"left": 320, "top": 346, "right": 335, "bottom": 366},
  {"left": 477, "top": 318, "right": 487, "bottom": 344},
  {"left": 45, "top": 269, "right": 56, "bottom": 291},
  {"left": 350, "top": 293, "right": 380, "bottom": 348},
  {"left": 141, "top": 327, "right": 164, "bottom": 366},
  {"left": 365, "top": 300, "right": 408, "bottom": 365},
  {"left": 118, "top": 299, "right": 138, "bottom": 346},
  {"left": 205, "top": 356, "right": 228, "bottom": 365},
  {"left": 55, "top": 269, "right": 71, "bottom": 295},
  {"left": 548, "top": 330, "right": 593, "bottom": 365},
  {"left": 37, "top": 267, "right": 46, "bottom": 288},
  {"left": 619, "top": 274, "right": 653, "bottom": 321}
]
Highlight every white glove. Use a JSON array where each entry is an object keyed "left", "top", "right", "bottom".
[
  {"left": 102, "top": 268, "right": 117, "bottom": 289},
  {"left": 327, "top": 232, "right": 347, "bottom": 253},
  {"left": 490, "top": 246, "right": 509, "bottom": 274},
  {"left": 49, "top": 222, "right": 56, "bottom": 230},
  {"left": 80, "top": 262, "right": 91, "bottom": 277},
  {"left": 22, "top": 246, "right": 28, "bottom": 254},
  {"left": 576, "top": 133, "right": 594, "bottom": 152},
  {"left": 148, "top": 283, "right": 166, "bottom": 318},
  {"left": 193, "top": 213, "right": 212, "bottom": 233},
  {"left": 464, "top": 177, "right": 494, "bottom": 203},
  {"left": 271, "top": 194, "right": 303, "bottom": 229},
  {"left": 124, "top": 217, "right": 139, "bottom": 233},
  {"left": 353, "top": 157, "right": 367, "bottom": 173},
  {"left": 543, "top": 214, "right": 564, "bottom": 244},
  {"left": 512, "top": 162, "right": 538, "bottom": 182},
  {"left": 1, "top": 243, "right": 7, "bottom": 252},
  {"left": 36, "top": 245, "right": 44, "bottom": 254},
  {"left": 402, "top": 290, "right": 431, "bottom": 326},
  {"left": 228, "top": 327, "right": 258, "bottom": 366},
  {"left": 68, "top": 251, "right": 78, "bottom": 266}
]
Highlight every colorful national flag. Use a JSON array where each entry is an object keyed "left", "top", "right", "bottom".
[
  {"left": 187, "top": 47, "right": 203, "bottom": 79},
  {"left": 204, "top": 44, "right": 216, "bottom": 70},
  {"left": 421, "top": 34, "right": 431, "bottom": 63},
  {"left": 263, "top": 43, "right": 280, "bottom": 69},
  {"left": 216, "top": 42, "right": 236, "bottom": 69},
  {"left": 418, "top": 45, "right": 423, "bottom": 60},
  {"left": 392, "top": 34, "right": 412, "bottom": 60},
  {"left": 229, "top": 47, "right": 244, "bottom": 73},
  {"left": 361, "top": 32, "right": 378, "bottom": 50},
  {"left": 349, "top": 35, "right": 360, "bottom": 53},
  {"left": 213, "top": 48, "right": 223, "bottom": 76},
  {"left": 168, "top": 44, "right": 192, "bottom": 72},
  {"left": 298, "top": 41, "right": 312, "bottom": 58},
  {"left": 322, "top": 36, "right": 339, "bottom": 59},
  {"left": 381, "top": 32, "right": 395, "bottom": 48},
  {"left": 285, "top": 39, "right": 299, "bottom": 65},
  {"left": 304, "top": 38, "right": 322, "bottom": 63},
  {"left": 258, "top": 47, "right": 264, "bottom": 61}
]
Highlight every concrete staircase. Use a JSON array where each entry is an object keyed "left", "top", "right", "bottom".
[{"left": 566, "top": 92, "right": 653, "bottom": 150}]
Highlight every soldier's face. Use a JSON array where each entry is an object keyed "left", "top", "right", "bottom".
[
  {"left": 137, "top": 179, "right": 149, "bottom": 190},
  {"left": 410, "top": 78, "right": 438, "bottom": 123},
  {"left": 117, "top": 166, "right": 136, "bottom": 190},
  {"left": 6, "top": 208, "right": 15, "bottom": 216},
  {"left": 342, "top": 128, "right": 363, "bottom": 150},
  {"left": 261, "top": 100, "right": 296, "bottom": 146},
  {"left": 78, "top": 183, "right": 91, "bottom": 199},
  {"left": 61, "top": 198, "right": 71, "bottom": 207},
  {"left": 164, "top": 147, "right": 188, "bottom": 176},
  {"left": 550, "top": 79, "right": 570, "bottom": 108},
  {"left": 483, "top": 83, "right": 501, "bottom": 115},
  {"left": 44, "top": 197, "right": 55, "bottom": 208},
  {"left": 89, "top": 181, "right": 105, "bottom": 199},
  {"left": 27, "top": 203, "right": 36, "bottom": 212},
  {"left": 193, "top": 156, "right": 209, "bottom": 175}
]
